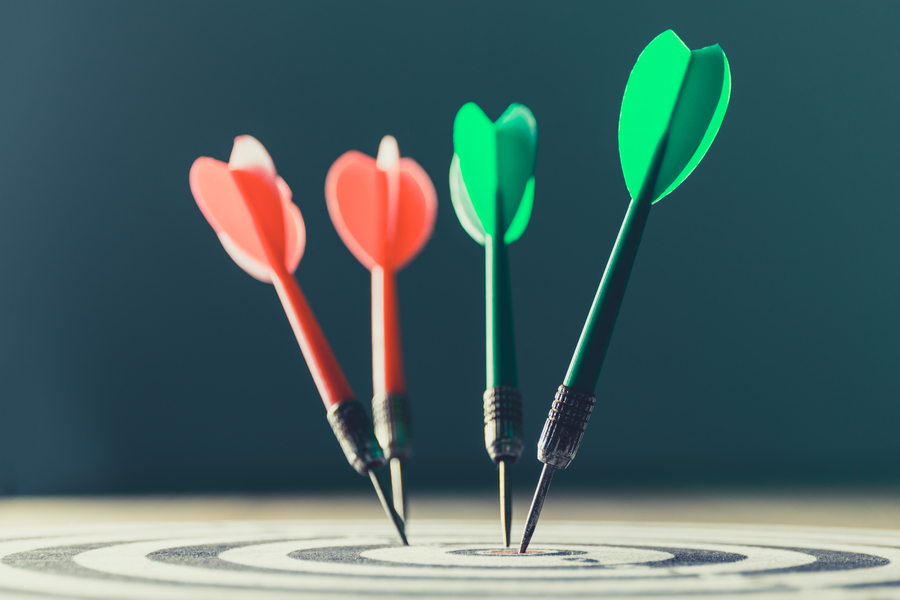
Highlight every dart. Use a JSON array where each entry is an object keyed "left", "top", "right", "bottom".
[
  {"left": 519, "top": 30, "right": 731, "bottom": 552},
  {"left": 325, "top": 135, "right": 438, "bottom": 521},
  {"left": 450, "top": 102, "right": 537, "bottom": 546},
  {"left": 189, "top": 135, "right": 407, "bottom": 545}
]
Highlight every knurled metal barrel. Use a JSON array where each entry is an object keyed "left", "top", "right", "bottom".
[
  {"left": 537, "top": 385, "right": 596, "bottom": 470},
  {"left": 372, "top": 393, "right": 411, "bottom": 461},
  {"left": 327, "top": 399, "right": 385, "bottom": 475},
  {"left": 483, "top": 385, "right": 524, "bottom": 464}
]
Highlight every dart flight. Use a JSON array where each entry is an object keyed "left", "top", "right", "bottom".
[
  {"left": 450, "top": 102, "right": 537, "bottom": 546},
  {"left": 189, "top": 136, "right": 407, "bottom": 544},
  {"left": 520, "top": 30, "right": 732, "bottom": 552},
  {"left": 326, "top": 135, "right": 438, "bottom": 520}
]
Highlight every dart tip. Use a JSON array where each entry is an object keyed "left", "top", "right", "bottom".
[
  {"left": 517, "top": 530, "right": 532, "bottom": 553},
  {"left": 518, "top": 464, "right": 555, "bottom": 553},
  {"left": 499, "top": 460, "right": 512, "bottom": 547},
  {"left": 389, "top": 458, "right": 406, "bottom": 522},
  {"left": 368, "top": 468, "right": 408, "bottom": 545}
]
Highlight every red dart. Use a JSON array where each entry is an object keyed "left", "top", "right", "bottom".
[
  {"left": 190, "top": 136, "right": 407, "bottom": 544},
  {"left": 326, "top": 136, "right": 437, "bottom": 520}
]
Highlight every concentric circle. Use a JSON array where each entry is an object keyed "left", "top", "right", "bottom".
[{"left": 1, "top": 520, "right": 900, "bottom": 598}]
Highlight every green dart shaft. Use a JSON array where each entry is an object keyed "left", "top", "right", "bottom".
[
  {"left": 486, "top": 230, "right": 517, "bottom": 389},
  {"left": 564, "top": 195, "right": 650, "bottom": 392},
  {"left": 564, "top": 138, "right": 665, "bottom": 392}
]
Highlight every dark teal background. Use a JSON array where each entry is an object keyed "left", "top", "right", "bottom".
[{"left": 0, "top": 1, "right": 897, "bottom": 494}]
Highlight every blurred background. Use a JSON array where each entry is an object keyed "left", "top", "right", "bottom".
[{"left": 0, "top": 0, "right": 897, "bottom": 497}]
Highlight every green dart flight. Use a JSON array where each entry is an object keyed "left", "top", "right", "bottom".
[
  {"left": 519, "top": 30, "right": 731, "bottom": 553},
  {"left": 450, "top": 102, "right": 537, "bottom": 547}
]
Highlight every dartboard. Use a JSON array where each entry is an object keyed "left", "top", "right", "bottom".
[{"left": 2, "top": 520, "right": 900, "bottom": 598}]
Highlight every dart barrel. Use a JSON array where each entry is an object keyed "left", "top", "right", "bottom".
[
  {"left": 537, "top": 385, "right": 596, "bottom": 469},
  {"left": 372, "top": 393, "right": 411, "bottom": 461},
  {"left": 483, "top": 386, "right": 524, "bottom": 464},
  {"left": 327, "top": 400, "right": 385, "bottom": 475}
]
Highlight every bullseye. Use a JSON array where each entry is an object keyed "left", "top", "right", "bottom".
[
  {"left": 361, "top": 542, "right": 671, "bottom": 569},
  {"left": 482, "top": 550, "right": 561, "bottom": 555}
]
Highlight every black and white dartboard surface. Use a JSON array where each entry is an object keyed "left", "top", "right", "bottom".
[{"left": 3, "top": 520, "right": 900, "bottom": 599}]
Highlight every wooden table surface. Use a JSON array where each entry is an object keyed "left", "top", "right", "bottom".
[{"left": 1, "top": 489, "right": 898, "bottom": 530}]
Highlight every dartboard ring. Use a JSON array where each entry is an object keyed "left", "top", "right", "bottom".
[{"left": 2, "top": 520, "right": 900, "bottom": 598}]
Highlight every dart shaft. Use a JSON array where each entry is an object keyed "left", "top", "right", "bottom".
[
  {"left": 485, "top": 233, "right": 517, "bottom": 388},
  {"left": 371, "top": 267, "right": 412, "bottom": 464},
  {"left": 272, "top": 272, "right": 354, "bottom": 408},
  {"left": 483, "top": 232, "right": 523, "bottom": 460},
  {"left": 371, "top": 266, "right": 406, "bottom": 395},
  {"left": 564, "top": 194, "right": 652, "bottom": 393}
]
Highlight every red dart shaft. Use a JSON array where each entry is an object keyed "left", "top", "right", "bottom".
[
  {"left": 232, "top": 170, "right": 354, "bottom": 409},
  {"left": 371, "top": 265, "right": 406, "bottom": 396},
  {"left": 271, "top": 271, "right": 354, "bottom": 408}
]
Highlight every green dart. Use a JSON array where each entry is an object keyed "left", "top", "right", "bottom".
[
  {"left": 450, "top": 102, "right": 537, "bottom": 547},
  {"left": 519, "top": 30, "right": 731, "bottom": 553}
]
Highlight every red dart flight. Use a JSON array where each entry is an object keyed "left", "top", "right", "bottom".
[{"left": 191, "top": 136, "right": 351, "bottom": 407}]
